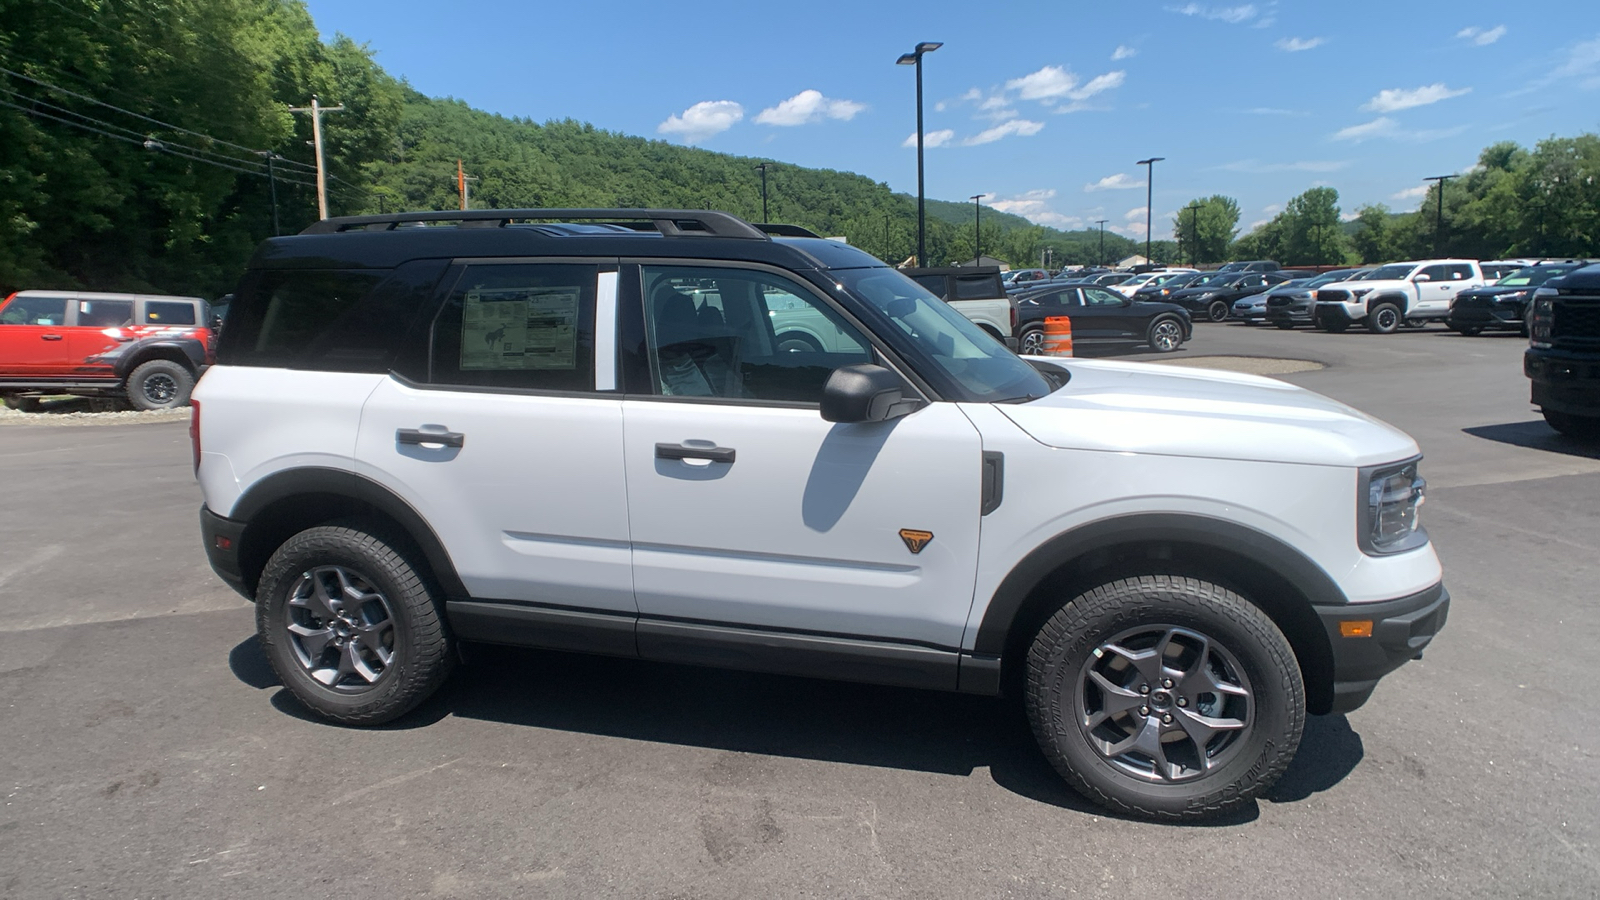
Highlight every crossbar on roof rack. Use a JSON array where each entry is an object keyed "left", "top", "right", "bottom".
[{"left": 298, "top": 208, "right": 769, "bottom": 239}]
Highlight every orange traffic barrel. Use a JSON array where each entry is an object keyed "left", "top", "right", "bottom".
[{"left": 1042, "top": 316, "right": 1073, "bottom": 357}]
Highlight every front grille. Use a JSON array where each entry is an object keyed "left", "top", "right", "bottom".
[
  {"left": 1553, "top": 297, "right": 1600, "bottom": 344},
  {"left": 1317, "top": 289, "right": 1352, "bottom": 304}
]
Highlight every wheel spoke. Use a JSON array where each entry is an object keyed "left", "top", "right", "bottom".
[
  {"left": 1084, "top": 670, "right": 1146, "bottom": 728},
  {"left": 288, "top": 622, "right": 335, "bottom": 660},
  {"left": 289, "top": 573, "right": 339, "bottom": 621},
  {"left": 1103, "top": 715, "right": 1172, "bottom": 780},
  {"left": 1171, "top": 708, "right": 1246, "bottom": 766},
  {"left": 1102, "top": 642, "right": 1166, "bottom": 687}
]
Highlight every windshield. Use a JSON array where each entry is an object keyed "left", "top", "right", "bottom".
[
  {"left": 1308, "top": 270, "right": 1358, "bottom": 287},
  {"left": 831, "top": 267, "right": 1053, "bottom": 403},
  {"left": 1498, "top": 265, "right": 1577, "bottom": 287},
  {"left": 1368, "top": 263, "right": 1416, "bottom": 280},
  {"left": 1190, "top": 272, "right": 1234, "bottom": 287}
]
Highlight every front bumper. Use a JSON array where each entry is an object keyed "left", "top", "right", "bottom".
[
  {"left": 199, "top": 505, "right": 250, "bottom": 599},
  {"left": 1449, "top": 299, "right": 1525, "bottom": 330},
  {"left": 1316, "top": 303, "right": 1362, "bottom": 327},
  {"left": 1316, "top": 582, "right": 1449, "bottom": 713},
  {"left": 1526, "top": 349, "right": 1600, "bottom": 416}
]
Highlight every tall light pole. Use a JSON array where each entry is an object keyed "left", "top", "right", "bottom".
[
  {"left": 969, "top": 193, "right": 986, "bottom": 264},
  {"left": 1424, "top": 174, "right": 1453, "bottom": 256},
  {"left": 1095, "top": 219, "right": 1109, "bottom": 267},
  {"left": 1136, "top": 157, "right": 1164, "bottom": 265},
  {"left": 289, "top": 95, "right": 344, "bottom": 220},
  {"left": 256, "top": 151, "right": 283, "bottom": 236},
  {"left": 897, "top": 42, "right": 942, "bottom": 266},
  {"left": 754, "top": 162, "right": 770, "bottom": 222},
  {"left": 1184, "top": 202, "right": 1202, "bottom": 267}
]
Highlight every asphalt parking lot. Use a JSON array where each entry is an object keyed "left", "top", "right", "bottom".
[{"left": 2, "top": 323, "right": 1597, "bottom": 899}]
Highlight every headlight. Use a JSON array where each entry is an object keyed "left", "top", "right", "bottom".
[
  {"left": 1529, "top": 288, "right": 1557, "bottom": 347},
  {"left": 1493, "top": 290, "right": 1528, "bottom": 304},
  {"left": 1359, "top": 459, "right": 1427, "bottom": 555},
  {"left": 1351, "top": 288, "right": 1373, "bottom": 298}
]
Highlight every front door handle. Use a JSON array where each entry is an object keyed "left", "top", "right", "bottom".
[
  {"left": 397, "top": 428, "right": 464, "bottom": 448},
  {"left": 656, "top": 442, "right": 736, "bottom": 464},
  {"left": 41, "top": 334, "right": 63, "bottom": 341}
]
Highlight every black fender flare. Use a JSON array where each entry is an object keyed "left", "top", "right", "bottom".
[
  {"left": 113, "top": 337, "right": 207, "bottom": 377},
  {"left": 971, "top": 513, "right": 1347, "bottom": 657},
  {"left": 231, "top": 467, "right": 469, "bottom": 599},
  {"left": 1364, "top": 292, "right": 1411, "bottom": 315}
]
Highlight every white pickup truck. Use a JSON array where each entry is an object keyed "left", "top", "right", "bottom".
[
  {"left": 1314, "top": 259, "right": 1486, "bottom": 334},
  {"left": 901, "top": 266, "right": 1017, "bottom": 347}
]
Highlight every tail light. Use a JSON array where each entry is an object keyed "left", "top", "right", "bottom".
[
  {"left": 1010, "top": 303, "right": 1018, "bottom": 332},
  {"left": 190, "top": 400, "right": 202, "bottom": 474}
]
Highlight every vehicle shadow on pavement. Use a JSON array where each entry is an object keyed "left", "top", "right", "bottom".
[
  {"left": 230, "top": 638, "right": 1362, "bottom": 823},
  {"left": 1463, "top": 421, "right": 1600, "bottom": 459}
]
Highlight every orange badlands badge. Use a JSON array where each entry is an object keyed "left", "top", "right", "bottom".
[{"left": 899, "top": 529, "right": 934, "bottom": 554}]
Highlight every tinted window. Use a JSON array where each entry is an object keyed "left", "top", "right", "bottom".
[
  {"left": 430, "top": 263, "right": 596, "bottom": 392},
  {"left": 1419, "top": 265, "right": 1455, "bottom": 282},
  {"left": 641, "top": 265, "right": 870, "bottom": 403},
  {"left": 76, "top": 299, "right": 134, "bottom": 327},
  {"left": 1082, "top": 287, "right": 1124, "bottom": 307},
  {"left": 143, "top": 300, "right": 196, "bottom": 325},
  {"left": 218, "top": 264, "right": 441, "bottom": 371},
  {"left": 1370, "top": 264, "right": 1416, "bottom": 280},
  {"left": 953, "top": 274, "right": 1000, "bottom": 300},
  {"left": 910, "top": 274, "right": 947, "bottom": 297},
  {"left": 0, "top": 296, "right": 66, "bottom": 325}
]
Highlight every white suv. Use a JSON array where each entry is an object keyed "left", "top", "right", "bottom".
[
  {"left": 194, "top": 209, "right": 1447, "bottom": 820},
  {"left": 1315, "top": 259, "right": 1485, "bottom": 333}
]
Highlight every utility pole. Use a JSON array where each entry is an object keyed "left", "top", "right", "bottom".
[
  {"left": 1424, "top": 175, "right": 1453, "bottom": 256},
  {"left": 457, "top": 159, "right": 481, "bottom": 210},
  {"left": 288, "top": 95, "right": 344, "bottom": 220},
  {"left": 1096, "top": 219, "right": 1109, "bottom": 267},
  {"left": 256, "top": 151, "right": 282, "bottom": 236},
  {"left": 883, "top": 215, "right": 891, "bottom": 262},
  {"left": 1527, "top": 201, "right": 1546, "bottom": 256},
  {"left": 1185, "top": 202, "right": 1202, "bottom": 266},
  {"left": 754, "top": 163, "right": 770, "bottom": 222},
  {"left": 969, "top": 193, "right": 986, "bottom": 264}
]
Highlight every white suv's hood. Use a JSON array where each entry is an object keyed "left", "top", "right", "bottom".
[
  {"left": 1323, "top": 278, "right": 1403, "bottom": 296},
  {"left": 1003, "top": 357, "right": 1418, "bottom": 467}
]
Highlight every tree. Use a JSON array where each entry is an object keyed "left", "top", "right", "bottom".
[{"left": 1173, "top": 195, "right": 1240, "bottom": 264}]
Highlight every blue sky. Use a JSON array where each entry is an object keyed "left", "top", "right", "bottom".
[{"left": 302, "top": 0, "right": 1599, "bottom": 239}]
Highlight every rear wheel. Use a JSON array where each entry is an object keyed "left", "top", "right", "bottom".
[
  {"left": 1206, "top": 300, "right": 1230, "bottom": 323},
  {"left": 1367, "top": 303, "right": 1401, "bottom": 334},
  {"left": 3, "top": 396, "right": 41, "bottom": 412},
  {"left": 1025, "top": 575, "right": 1304, "bottom": 820},
  {"left": 775, "top": 331, "right": 823, "bottom": 354},
  {"left": 1543, "top": 409, "right": 1600, "bottom": 441},
  {"left": 1019, "top": 325, "right": 1046, "bottom": 355},
  {"left": 1147, "top": 317, "right": 1184, "bottom": 353},
  {"left": 1453, "top": 323, "right": 1484, "bottom": 336},
  {"left": 1274, "top": 320, "right": 1296, "bottom": 330},
  {"left": 126, "top": 359, "right": 194, "bottom": 410},
  {"left": 256, "top": 525, "right": 454, "bottom": 725}
]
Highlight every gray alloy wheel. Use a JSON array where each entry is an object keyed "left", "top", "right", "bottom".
[
  {"left": 1147, "top": 317, "right": 1184, "bottom": 352},
  {"left": 283, "top": 565, "right": 399, "bottom": 691},
  {"left": 1019, "top": 326, "right": 1046, "bottom": 355},
  {"left": 126, "top": 359, "right": 194, "bottom": 410},
  {"left": 1367, "top": 303, "right": 1401, "bottom": 334},
  {"left": 1206, "top": 300, "right": 1230, "bottom": 322}
]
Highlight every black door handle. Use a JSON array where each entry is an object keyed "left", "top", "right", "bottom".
[
  {"left": 656, "top": 442, "right": 735, "bottom": 464},
  {"left": 41, "top": 334, "right": 63, "bottom": 341},
  {"left": 397, "top": 428, "right": 464, "bottom": 448}
]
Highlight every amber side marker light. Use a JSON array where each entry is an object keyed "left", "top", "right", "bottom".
[{"left": 1340, "top": 620, "right": 1374, "bottom": 638}]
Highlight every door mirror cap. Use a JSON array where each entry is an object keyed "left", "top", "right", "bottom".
[
  {"left": 1413, "top": 273, "right": 1432, "bottom": 282},
  {"left": 821, "top": 365, "right": 919, "bottom": 423}
]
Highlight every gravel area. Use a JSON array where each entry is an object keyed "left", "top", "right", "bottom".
[
  {"left": 0, "top": 398, "right": 190, "bottom": 426},
  {"left": 1148, "top": 355, "right": 1326, "bottom": 376}
]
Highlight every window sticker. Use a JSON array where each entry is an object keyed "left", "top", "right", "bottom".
[{"left": 460, "top": 285, "right": 580, "bottom": 370}]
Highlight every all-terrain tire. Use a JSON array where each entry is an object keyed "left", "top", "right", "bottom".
[
  {"left": 1543, "top": 408, "right": 1600, "bottom": 441},
  {"left": 256, "top": 525, "right": 454, "bottom": 725},
  {"left": 1367, "top": 303, "right": 1401, "bottom": 334},
  {"left": 1024, "top": 574, "right": 1305, "bottom": 820},
  {"left": 126, "top": 359, "right": 195, "bottom": 410}
]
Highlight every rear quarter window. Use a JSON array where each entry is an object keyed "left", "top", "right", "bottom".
[
  {"left": 142, "top": 300, "right": 196, "bottom": 325},
  {"left": 953, "top": 275, "right": 1002, "bottom": 300}
]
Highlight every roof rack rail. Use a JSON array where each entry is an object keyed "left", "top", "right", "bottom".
[
  {"left": 299, "top": 208, "right": 769, "bottom": 239},
  {"left": 753, "top": 223, "right": 823, "bottom": 238}
]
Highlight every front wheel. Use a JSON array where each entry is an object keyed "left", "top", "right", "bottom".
[
  {"left": 126, "top": 359, "right": 195, "bottom": 410},
  {"left": 1367, "top": 303, "right": 1401, "bottom": 334},
  {"left": 1452, "top": 324, "right": 1484, "bottom": 336},
  {"left": 1147, "top": 317, "right": 1184, "bottom": 353},
  {"left": 1273, "top": 320, "right": 1296, "bottom": 331},
  {"left": 1025, "top": 575, "right": 1304, "bottom": 820},
  {"left": 1019, "top": 325, "right": 1046, "bottom": 355},
  {"left": 256, "top": 525, "right": 454, "bottom": 725},
  {"left": 1543, "top": 409, "right": 1600, "bottom": 441},
  {"left": 1206, "top": 300, "right": 1230, "bottom": 323},
  {"left": 3, "top": 395, "right": 41, "bottom": 412}
]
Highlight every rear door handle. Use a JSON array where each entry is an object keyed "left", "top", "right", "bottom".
[
  {"left": 397, "top": 428, "right": 464, "bottom": 448},
  {"left": 655, "top": 442, "right": 736, "bottom": 464},
  {"left": 41, "top": 334, "right": 63, "bottom": 341}
]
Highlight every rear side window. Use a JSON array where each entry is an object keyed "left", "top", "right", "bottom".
[
  {"left": 953, "top": 275, "right": 1000, "bottom": 300},
  {"left": 428, "top": 263, "right": 597, "bottom": 393},
  {"left": 143, "top": 301, "right": 196, "bottom": 325},
  {"left": 218, "top": 262, "right": 443, "bottom": 371},
  {"left": 910, "top": 274, "right": 947, "bottom": 298},
  {"left": 77, "top": 299, "right": 134, "bottom": 327}
]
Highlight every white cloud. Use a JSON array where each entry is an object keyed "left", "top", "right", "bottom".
[
  {"left": 1247, "top": 218, "right": 1272, "bottom": 230},
  {"left": 1217, "top": 158, "right": 1350, "bottom": 173},
  {"left": 1112, "top": 45, "right": 1137, "bottom": 60},
  {"left": 989, "top": 189, "right": 1079, "bottom": 228},
  {"left": 1391, "top": 185, "right": 1429, "bottom": 201},
  {"left": 1457, "top": 25, "right": 1507, "bottom": 46},
  {"left": 963, "top": 119, "right": 1044, "bottom": 145},
  {"left": 1551, "top": 34, "right": 1600, "bottom": 81},
  {"left": 1006, "top": 65, "right": 1079, "bottom": 100},
  {"left": 1332, "top": 117, "right": 1469, "bottom": 143},
  {"left": 1125, "top": 206, "right": 1149, "bottom": 221},
  {"left": 901, "top": 128, "right": 955, "bottom": 148},
  {"left": 1340, "top": 211, "right": 1361, "bottom": 222},
  {"left": 755, "top": 90, "right": 865, "bottom": 126},
  {"left": 1069, "top": 71, "right": 1126, "bottom": 100},
  {"left": 1085, "top": 173, "right": 1144, "bottom": 191},
  {"left": 1263, "top": 203, "right": 1282, "bottom": 214},
  {"left": 1166, "top": 3, "right": 1258, "bottom": 24},
  {"left": 657, "top": 100, "right": 743, "bottom": 143},
  {"left": 1362, "top": 83, "right": 1472, "bottom": 112},
  {"left": 1275, "top": 36, "right": 1325, "bottom": 52}
]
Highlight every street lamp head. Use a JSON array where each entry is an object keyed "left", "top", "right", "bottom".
[
  {"left": 1136, "top": 157, "right": 1165, "bottom": 166},
  {"left": 916, "top": 42, "right": 943, "bottom": 53},
  {"left": 896, "top": 53, "right": 918, "bottom": 65}
]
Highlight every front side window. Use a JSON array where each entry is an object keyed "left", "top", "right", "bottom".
[
  {"left": 76, "top": 299, "right": 134, "bottom": 327},
  {"left": 1082, "top": 287, "right": 1125, "bottom": 307},
  {"left": 1, "top": 296, "right": 67, "bottom": 325},
  {"left": 431, "top": 263, "right": 596, "bottom": 392},
  {"left": 640, "top": 265, "right": 870, "bottom": 403}
]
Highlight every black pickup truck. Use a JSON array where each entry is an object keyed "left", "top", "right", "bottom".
[{"left": 1525, "top": 263, "right": 1600, "bottom": 438}]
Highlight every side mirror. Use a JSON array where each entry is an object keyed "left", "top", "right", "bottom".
[
  {"left": 821, "top": 365, "right": 919, "bottom": 424},
  {"left": 1413, "top": 273, "right": 1431, "bottom": 282}
]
